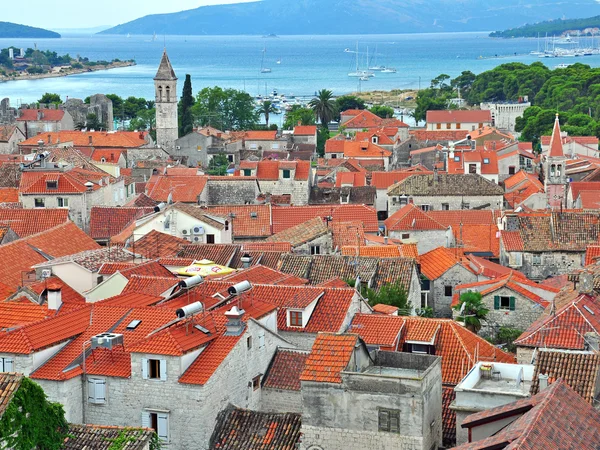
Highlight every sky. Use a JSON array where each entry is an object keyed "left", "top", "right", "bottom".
[{"left": 6, "top": 0, "right": 256, "bottom": 29}]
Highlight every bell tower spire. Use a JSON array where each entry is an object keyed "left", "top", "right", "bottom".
[
  {"left": 154, "top": 49, "right": 178, "bottom": 152},
  {"left": 545, "top": 114, "right": 567, "bottom": 209}
]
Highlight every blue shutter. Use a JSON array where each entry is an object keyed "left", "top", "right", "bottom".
[
  {"left": 509, "top": 296, "right": 516, "bottom": 311},
  {"left": 141, "top": 411, "right": 150, "bottom": 429},
  {"left": 157, "top": 413, "right": 169, "bottom": 441},
  {"left": 159, "top": 359, "right": 167, "bottom": 381},
  {"left": 494, "top": 296, "right": 500, "bottom": 310},
  {"left": 141, "top": 358, "right": 148, "bottom": 379}
]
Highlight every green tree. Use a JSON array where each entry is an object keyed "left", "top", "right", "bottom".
[
  {"left": 414, "top": 88, "right": 448, "bottom": 124},
  {"left": 31, "top": 50, "right": 49, "bottom": 66},
  {"left": 191, "top": 86, "right": 258, "bottom": 131},
  {"left": 179, "top": 74, "right": 195, "bottom": 136},
  {"left": 38, "top": 93, "right": 61, "bottom": 104},
  {"left": 451, "top": 70, "right": 476, "bottom": 94},
  {"left": 207, "top": 153, "right": 230, "bottom": 175},
  {"left": 370, "top": 105, "right": 395, "bottom": 118},
  {"left": 0, "top": 377, "right": 68, "bottom": 450},
  {"left": 486, "top": 327, "right": 523, "bottom": 353},
  {"left": 75, "top": 113, "right": 106, "bottom": 131},
  {"left": 106, "top": 94, "right": 124, "bottom": 120},
  {"left": 258, "top": 100, "right": 278, "bottom": 128},
  {"left": 431, "top": 73, "right": 451, "bottom": 90},
  {"left": 129, "top": 108, "right": 156, "bottom": 141},
  {"left": 309, "top": 89, "right": 336, "bottom": 129},
  {"left": 334, "top": 95, "right": 365, "bottom": 120},
  {"left": 453, "top": 291, "right": 489, "bottom": 334},
  {"left": 316, "top": 126, "right": 329, "bottom": 157},
  {"left": 283, "top": 106, "right": 316, "bottom": 130}
]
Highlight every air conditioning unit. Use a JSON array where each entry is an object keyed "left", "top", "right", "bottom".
[
  {"left": 182, "top": 229, "right": 189, "bottom": 235},
  {"left": 41, "top": 269, "right": 52, "bottom": 279},
  {"left": 176, "top": 146, "right": 181, "bottom": 150},
  {"left": 193, "top": 236, "right": 202, "bottom": 243},
  {"left": 91, "top": 333, "right": 124, "bottom": 350},
  {"left": 250, "top": 212, "right": 258, "bottom": 218},
  {"left": 193, "top": 225, "right": 205, "bottom": 235}
]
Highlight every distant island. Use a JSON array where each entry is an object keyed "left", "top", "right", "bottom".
[
  {"left": 0, "top": 21, "right": 60, "bottom": 38},
  {"left": 0, "top": 47, "right": 135, "bottom": 82},
  {"left": 490, "top": 15, "right": 600, "bottom": 38},
  {"left": 98, "top": 0, "right": 600, "bottom": 36}
]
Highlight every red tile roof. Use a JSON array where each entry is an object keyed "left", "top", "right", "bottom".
[
  {"left": 245, "top": 131, "right": 278, "bottom": 141},
  {"left": 570, "top": 181, "right": 600, "bottom": 201},
  {"left": 89, "top": 207, "right": 153, "bottom": 240},
  {"left": 293, "top": 125, "right": 317, "bottom": 136},
  {"left": 272, "top": 204, "right": 378, "bottom": 233},
  {"left": 548, "top": 115, "right": 564, "bottom": 158},
  {"left": 355, "top": 130, "right": 395, "bottom": 145},
  {"left": 411, "top": 129, "right": 470, "bottom": 141},
  {"left": 0, "top": 188, "right": 18, "bottom": 204},
  {"left": 17, "top": 109, "right": 65, "bottom": 122},
  {"left": 348, "top": 314, "right": 403, "bottom": 347},
  {"left": 578, "top": 190, "right": 600, "bottom": 209},
  {"left": 97, "top": 292, "right": 164, "bottom": 308},
  {"left": 447, "top": 150, "right": 499, "bottom": 175},
  {"left": 300, "top": 333, "right": 358, "bottom": 383},
  {"left": 208, "top": 205, "right": 272, "bottom": 238},
  {"left": 147, "top": 175, "right": 208, "bottom": 203},
  {"left": 221, "top": 265, "right": 308, "bottom": 286},
  {"left": 454, "top": 224, "right": 500, "bottom": 257},
  {"left": 371, "top": 303, "right": 399, "bottom": 315},
  {"left": 426, "top": 110, "right": 492, "bottom": 124},
  {"left": 263, "top": 349, "right": 310, "bottom": 391},
  {"left": 341, "top": 245, "right": 403, "bottom": 258},
  {"left": 128, "top": 230, "right": 188, "bottom": 259},
  {"left": 19, "top": 131, "right": 148, "bottom": 149},
  {"left": 342, "top": 110, "right": 385, "bottom": 129},
  {"left": 384, "top": 204, "right": 446, "bottom": 232},
  {"left": 90, "top": 149, "right": 125, "bottom": 163},
  {"left": 0, "top": 222, "right": 100, "bottom": 290},
  {"left": 419, "top": 247, "right": 465, "bottom": 280},
  {"left": 0, "top": 208, "right": 69, "bottom": 237},
  {"left": 19, "top": 171, "right": 91, "bottom": 194},
  {"left": 27, "top": 276, "right": 86, "bottom": 306},
  {"left": 0, "top": 302, "right": 48, "bottom": 329},
  {"left": 329, "top": 221, "right": 365, "bottom": 248},
  {"left": 335, "top": 171, "right": 366, "bottom": 187},
  {"left": 241, "top": 242, "right": 292, "bottom": 252},
  {"left": 371, "top": 168, "right": 433, "bottom": 190},
  {"left": 326, "top": 140, "right": 392, "bottom": 158},
  {"left": 585, "top": 245, "right": 600, "bottom": 266}
]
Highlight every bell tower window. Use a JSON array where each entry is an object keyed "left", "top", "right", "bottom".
[
  {"left": 166, "top": 86, "right": 170, "bottom": 102},
  {"left": 556, "top": 165, "right": 562, "bottom": 177},
  {"left": 550, "top": 164, "right": 555, "bottom": 177},
  {"left": 158, "top": 86, "right": 163, "bottom": 102}
]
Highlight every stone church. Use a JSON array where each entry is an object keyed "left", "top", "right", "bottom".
[{"left": 154, "top": 50, "right": 179, "bottom": 152}]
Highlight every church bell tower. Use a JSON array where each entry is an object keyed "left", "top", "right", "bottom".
[
  {"left": 154, "top": 50, "right": 178, "bottom": 152},
  {"left": 545, "top": 114, "right": 567, "bottom": 209}
]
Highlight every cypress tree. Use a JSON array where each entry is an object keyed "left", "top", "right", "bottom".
[{"left": 179, "top": 74, "right": 195, "bottom": 136}]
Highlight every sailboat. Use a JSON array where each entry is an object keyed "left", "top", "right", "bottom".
[
  {"left": 152, "top": 32, "right": 157, "bottom": 42},
  {"left": 348, "top": 43, "right": 374, "bottom": 78},
  {"left": 276, "top": 58, "right": 281, "bottom": 65},
  {"left": 260, "top": 47, "right": 272, "bottom": 73},
  {"left": 368, "top": 45, "right": 386, "bottom": 71}
]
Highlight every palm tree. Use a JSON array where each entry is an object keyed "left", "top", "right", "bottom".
[
  {"left": 453, "top": 291, "right": 489, "bottom": 334},
  {"left": 407, "top": 109, "right": 420, "bottom": 127},
  {"left": 258, "top": 100, "right": 278, "bottom": 128},
  {"left": 309, "top": 89, "right": 336, "bottom": 129}
]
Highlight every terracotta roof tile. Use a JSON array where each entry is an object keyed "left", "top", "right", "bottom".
[
  {"left": 348, "top": 314, "right": 403, "bottom": 347},
  {"left": 19, "top": 131, "right": 148, "bottom": 149},
  {"left": 335, "top": 172, "right": 366, "bottom": 187},
  {"left": 585, "top": 245, "right": 600, "bottom": 266},
  {"left": 371, "top": 303, "right": 399, "bottom": 315},
  {"left": 388, "top": 173, "right": 504, "bottom": 197},
  {"left": 0, "top": 208, "right": 69, "bottom": 237},
  {"left": 371, "top": 168, "right": 433, "bottom": 190},
  {"left": 64, "top": 424, "right": 154, "bottom": 450},
  {"left": 208, "top": 205, "right": 271, "bottom": 238},
  {"left": 548, "top": 115, "right": 564, "bottom": 157},
  {"left": 244, "top": 131, "right": 277, "bottom": 141},
  {"left": 326, "top": 140, "right": 392, "bottom": 158},
  {"left": 0, "top": 302, "right": 49, "bottom": 329},
  {"left": 266, "top": 217, "right": 328, "bottom": 247},
  {"left": 300, "top": 333, "right": 358, "bottom": 383},
  {"left": 221, "top": 265, "right": 308, "bottom": 286},
  {"left": 89, "top": 207, "right": 154, "bottom": 240},
  {"left": 263, "top": 348, "right": 310, "bottom": 391},
  {"left": 0, "top": 188, "right": 18, "bottom": 203},
  {"left": 0, "top": 373, "right": 23, "bottom": 420},
  {"left": 330, "top": 221, "right": 365, "bottom": 248},
  {"left": 426, "top": 110, "right": 491, "bottom": 124},
  {"left": 241, "top": 242, "right": 292, "bottom": 252},
  {"left": 17, "top": 109, "right": 65, "bottom": 122},
  {"left": 341, "top": 245, "right": 403, "bottom": 258},
  {"left": 419, "top": 247, "right": 463, "bottom": 280},
  {"left": 442, "top": 386, "right": 457, "bottom": 447},
  {"left": 147, "top": 175, "right": 208, "bottom": 203},
  {"left": 272, "top": 204, "right": 378, "bottom": 233},
  {"left": 384, "top": 203, "right": 446, "bottom": 232},
  {"left": 121, "top": 275, "right": 179, "bottom": 297},
  {"left": 129, "top": 230, "right": 188, "bottom": 259},
  {"left": 293, "top": 125, "right": 317, "bottom": 136}
]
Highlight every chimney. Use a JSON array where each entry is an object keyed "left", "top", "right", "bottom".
[
  {"left": 88, "top": 135, "right": 93, "bottom": 146},
  {"left": 384, "top": 236, "right": 388, "bottom": 245},
  {"left": 47, "top": 134, "right": 52, "bottom": 144},
  {"left": 46, "top": 283, "right": 63, "bottom": 311},
  {"left": 241, "top": 253, "right": 252, "bottom": 269},
  {"left": 224, "top": 306, "right": 246, "bottom": 336},
  {"left": 538, "top": 373, "right": 549, "bottom": 391},
  {"left": 85, "top": 181, "right": 94, "bottom": 191},
  {"left": 37, "top": 110, "right": 43, "bottom": 120}
]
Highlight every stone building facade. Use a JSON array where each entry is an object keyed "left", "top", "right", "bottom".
[
  {"left": 480, "top": 101, "right": 530, "bottom": 133},
  {"left": 63, "top": 95, "right": 113, "bottom": 131},
  {"left": 430, "top": 264, "right": 477, "bottom": 318},
  {"left": 154, "top": 50, "right": 178, "bottom": 152},
  {"left": 206, "top": 178, "right": 260, "bottom": 205}
]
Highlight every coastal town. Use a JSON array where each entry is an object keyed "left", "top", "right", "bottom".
[{"left": 0, "top": 39, "right": 600, "bottom": 450}]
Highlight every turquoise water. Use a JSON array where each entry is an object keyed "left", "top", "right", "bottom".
[{"left": 1, "top": 32, "right": 599, "bottom": 104}]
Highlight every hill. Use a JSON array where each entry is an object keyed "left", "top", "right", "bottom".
[
  {"left": 99, "top": 0, "right": 600, "bottom": 36},
  {"left": 0, "top": 22, "right": 60, "bottom": 39},
  {"left": 490, "top": 15, "right": 600, "bottom": 38}
]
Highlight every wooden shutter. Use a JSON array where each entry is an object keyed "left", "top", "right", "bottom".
[
  {"left": 378, "top": 410, "right": 389, "bottom": 431},
  {"left": 494, "top": 296, "right": 500, "bottom": 310},
  {"left": 159, "top": 359, "right": 167, "bottom": 381},
  {"left": 141, "top": 358, "right": 148, "bottom": 379},
  {"left": 141, "top": 411, "right": 150, "bottom": 429},
  {"left": 95, "top": 379, "right": 106, "bottom": 403},
  {"left": 509, "top": 296, "right": 516, "bottom": 311},
  {"left": 157, "top": 413, "right": 169, "bottom": 440},
  {"left": 3, "top": 358, "right": 13, "bottom": 372},
  {"left": 389, "top": 411, "right": 400, "bottom": 433}
]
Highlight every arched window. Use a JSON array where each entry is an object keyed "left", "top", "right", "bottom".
[
  {"left": 550, "top": 164, "right": 556, "bottom": 177},
  {"left": 158, "top": 86, "right": 163, "bottom": 101},
  {"left": 556, "top": 164, "right": 562, "bottom": 177},
  {"left": 166, "top": 86, "right": 170, "bottom": 102}
]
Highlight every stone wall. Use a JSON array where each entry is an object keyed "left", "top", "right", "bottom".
[
  {"left": 260, "top": 387, "right": 303, "bottom": 413},
  {"left": 294, "top": 233, "right": 333, "bottom": 255},
  {"left": 501, "top": 250, "right": 585, "bottom": 281},
  {"left": 393, "top": 136, "right": 418, "bottom": 169},
  {"left": 126, "top": 147, "right": 170, "bottom": 166},
  {"left": 389, "top": 195, "right": 503, "bottom": 215},
  {"left": 63, "top": 95, "right": 113, "bottom": 131},
  {"left": 432, "top": 265, "right": 477, "bottom": 318},
  {"left": 258, "top": 179, "right": 310, "bottom": 205},
  {"left": 37, "top": 377, "right": 83, "bottom": 423},
  {"left": 480, "top": 287, "right": 545, "bottom": 335},
  {"left": 206, "top": 179, "right": 259, "bottom": 205},
  {"left": 300, "top": 425, "right": 425, "bottom": 450},
  {"left": 516, "top": 347, "right": 536, "bottom": 365},
  {"left": 388, "top": 229, "right": 449, "bottom": 255}
]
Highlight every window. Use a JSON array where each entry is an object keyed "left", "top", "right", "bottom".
[
  {"left": 436, "top": 123, "right": 442, "bottom": 130},
  {"left": 57, "top": 197, "right": 69, "bottom": 207},
  {"left": 456, "top": 123, "right": 461, "bottom": 129},
  {"left": 462, "top": 203, "right": 470, "bottom": 210},
  {"left": 446, "top": 123, "right": 451, "bottom": 129},
  {"left": 227, "top": 154, "right": 234, "bottom": 162},
  {"left": 331, "top": 154, "right": 337, "bottom": 159},
  {"left": 96, "top": 276, "right": 103, "bottom": 285},
  {"left": 483, "top": 158, "right": 490, "bottom": 164},
  {"left": 0, "top": 357, "right": 13, "bottom": 372},
  {"left": 378, "top": 408, "right": 400, "bottom": 433},
  {"left": 282, "top": 169, "right": 291, "bottom": 179},
  {"left": 206, "top": 234, "right": 215, "bottom": 244},
  {"left": 252, "top": 375, "right": 261, "bottom": 391},
  {"left": 142, "top": 410, "right": 169, "bottom": 442},
  {"left": 478, "top": 123, "right": 483, "bottom": 128},
  {"left": 454, "top": 156, "right": 460, "bottom": 162},
  {"left": 249, "top": 144, "right": 258, "bottom": 150},
  {"left": 421, "top": 278, "right": 430, "bottom": 291},
  {"left": 87, "top": 378, "right": 106, "bottom": 404},
  {"left": 310, "top": 245, "right": 321, "bottom": 255},
  {"left": 441, "top": 203, "right": 450, "bottom": 210},
  {"left": 290, "top": 311, "right": 303, "bottom": 327},
  {"left": 494, "top": 295, "right": 515, "bottom": 311},
  {"left": 444, "top": 285, "right": 453, "bottom": 297},
  {"left": 532, "top": 254, "right": 542, "bottom": 265},
  {"left": 411, "top": 344, "right": 431, "bottom": 354},
  {"left": 243, "top": 169, "right": 252, "bottom": 176},
  {"left": 34, "top": 198, "right": 45, "bottom": 208},
  {"left": 508, "top": 166, "right": 516, "bottom": 175},
  {"left": 401, "top": 233, "right": 410, "bottom": 240},
  {"left": 468, "top": 164, "right": 477, "bottom": 174},
  {"left": 46, "top": 180, "right": 57, "bottom": 190},
  {"left": 247, "top": 336, "right": 252, "bottom": 349},
  {"left": 509, "top": 252, "right": 523, "bottom": 267},
  {"left": 142, "top": 358, "right": 167, "bottom": 381},
  {"left": 420, "top": 291, "right": 429, "bottom": 307},
  {"left": 419, "top": 204, "right": 430, "bottom": 212},
  {"left": 272, "top": 143, "right": 280, "bottom": 150}
]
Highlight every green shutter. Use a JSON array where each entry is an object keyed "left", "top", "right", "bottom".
[
  {"left": 494, "top": 296, "right": 500, "bottom": 310},
  {"left": 509, "top": 296, "right": 516, "bottom": 311}
]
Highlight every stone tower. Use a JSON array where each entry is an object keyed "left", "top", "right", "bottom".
[
  {"left": 544, "top": 114, "right": 567, "bottom": 209},
  {"left": 154, "top": 50, "right": 178, "bottom": 151}
]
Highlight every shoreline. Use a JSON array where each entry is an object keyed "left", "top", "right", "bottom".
[{"left": 0, "top": 61, "right": 136, "bottom": 83}]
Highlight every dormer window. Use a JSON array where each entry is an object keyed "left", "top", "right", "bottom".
[
  {"left": 243, "top": 169, "right": 252, "bottom": 176},
  {"left": 100, "top": 157, "right": 106, "bottom": 163},
  {"left": 289, "top": 310, "right": 303, "bottom": 327},
  {"left": 282, "top": 169, "right": 291, "bottom": 179},
  {"left": 454, "top": 156, "right": 460, "bottom": 162},
  {"left": 46, "top": 180, "right": 57, "bottom": 190},
  {"left": 483, "top": 158, "right": 490, "bottom": 164}
]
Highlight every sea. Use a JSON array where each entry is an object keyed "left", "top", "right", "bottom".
[{"left": 1, "top": 32, "right": 599, "bottom": 115}]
